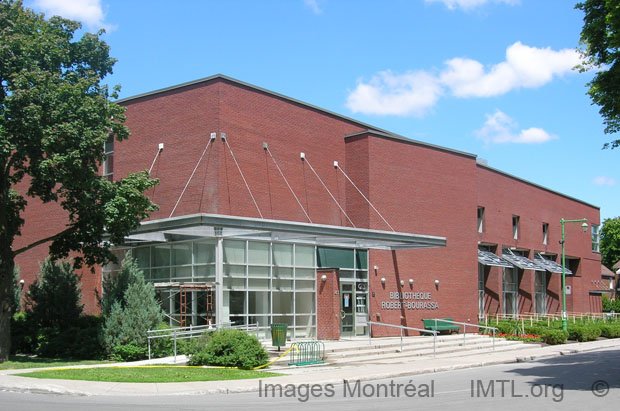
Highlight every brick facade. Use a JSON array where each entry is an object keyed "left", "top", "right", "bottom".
[
  {"left": 316, "top": 269, "right": 340, "bottom": 340},
  {"left": 13, "top": 75, "right": 602, "bottom": 332}
]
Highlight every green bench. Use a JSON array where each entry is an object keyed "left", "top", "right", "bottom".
[{"left": 422, "top": 318, "right": 461, "bottom": 334}]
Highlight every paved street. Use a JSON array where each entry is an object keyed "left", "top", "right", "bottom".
[{"left": 1, "top": 346, "right": 618, "bottom": 411}]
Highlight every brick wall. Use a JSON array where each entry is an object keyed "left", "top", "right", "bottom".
[{"left": 316, "top": 268, "right": 340, "bottom": 340}]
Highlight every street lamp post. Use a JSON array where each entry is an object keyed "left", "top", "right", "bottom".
[{"left": 560, "top": 218, "right": 588, "bottom": 331}]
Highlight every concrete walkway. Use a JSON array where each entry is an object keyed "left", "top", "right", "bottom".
[{"left": 1, "top": 337, "right": 619, "bottom": 396}]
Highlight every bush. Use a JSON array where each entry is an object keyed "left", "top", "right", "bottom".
[
  {"left": 568, "top": 324, "right": 601, "bottom": 342},
  {"left": 10, "top": 312, "right": 38, "bottom": 354},
  {"left": 150, "top": 322, "right": 175, "bottom": 358},
  {"left": 541, "top": 329, "right": 568, "bottom": 345},
  {"left": 111, "top": 343, "right": 149, "bottom": 362},
  {"left": 600, "top": 323, "right": 620, "bottom": 338},
  {"left": 99, "top": 251, "right": 138, "bottom": 318},
  {"left": 188, "top": 329, "right": 267, "bottom": 369},
  {"left": 602, "top": 295, "right": 620, "bottom": 313},
  {"left": 11, "top": 313, "right": 105, "bottom": 359}
]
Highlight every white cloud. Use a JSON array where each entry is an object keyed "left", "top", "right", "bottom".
[
  {"left": 440, "top": 42, "right": 580, "bottom": 97},
  {"left": 304, "top": 0, "right": 322, "bottom": 14},
  {"left": 345, "top": 42, "right": 579, "bottom": 116},
  {"left": 425, "top": 0, "right": 520, "bottom": 11},
  {"left": 474, "top": 110, "right": 557, "bottom": 144},
  {"left": 593, "top": 176, "right": 616, "bottom": 186},
  {"left": 346, "top": 70, "right": 443, "bottom": 116},
  {"left": 32, "top": 0, "right": 113, "bottom": 30}
]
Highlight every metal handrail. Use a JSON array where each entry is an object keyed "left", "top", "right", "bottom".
[
  {"left": 367, "top": 320, "right": 437, "bottom": 357},
  {"left": 427, "top": 318, "right": 498, "bottom": 350},
  {"left": 147, "top": 322, "right": 259, "bottom": 361}
]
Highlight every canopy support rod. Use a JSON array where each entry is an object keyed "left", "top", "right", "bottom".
[
  {"left": 301, "top": 154, "right": 355, "bottom": 228},
  {"left": 225, "top": 138, "right": 264, "bottom": 219},
  {"left": 169, "top": 137, "right": 213, "bottom": 218},
  {"left": 264, "top": 143, "right": 312, "bottom": 223},
  {"left": 335, "top": 162, "right": 395, "bottom": 232},
  {"left": 148, "top": 144, "right": 164, "bottom": 174}
]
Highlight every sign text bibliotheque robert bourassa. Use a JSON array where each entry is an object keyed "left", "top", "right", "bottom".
[{"left": 381, "top": 291, "right": 439, "bottom": 310}]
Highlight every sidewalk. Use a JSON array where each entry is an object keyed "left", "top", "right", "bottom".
[{"left": 1, "top": 338, "right": 619, "bottom": 396}]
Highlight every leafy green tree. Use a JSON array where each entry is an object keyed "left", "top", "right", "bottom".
[
  {"left": 600, "top": 217, "right": 620, "bottom": 270},
  {"left": 576, "top": 0, "right": 620, "bottom": 149},
  {"left": 25, "top": 259, "right": 83, "bottom": 330},
  {"left": 0, "top": 1, "right": 158, "bottom": 361},
  {"left": 102, "top": 269, "right": 163, "bottom": 356}
]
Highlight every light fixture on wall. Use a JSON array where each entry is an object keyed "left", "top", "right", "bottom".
[
  {"left": 374, "top": 265, "right": 379, "bottom": 270},
  {"left": 321, "top": 275, "right": 327, "bottom": 282},
  {"left": 434, "top": 280, "right": 439, "bottom": 286},
  {"left": 400, "top": 280, "right": 405, "bottom": 286},
  {"left": 409, "top": 279, "right": 414, "bottom": 285},
  {"left": 381, "top": 277, "right": 386, "bottom": 284}
]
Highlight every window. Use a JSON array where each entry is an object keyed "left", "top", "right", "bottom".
[
  {"left": 103, "top": 135, "right": 114, "bottom": 181},
  {"left": 542, "top": 223, "right": 549, "bottom": 245},
  {"left": 477, "top": 207, "right": 485, "bottom": 233},
  {"left": 512, "top": 215, "right": 520, "bottom": 240},
  {"left": 502, "top": 267, "right": 518, "bottom": 316},
  {"left": 534, "top": 271, "right": 546, "bottom": 315},
  {"left": 478, "top": 264, "right": 485, "bottom": 319},
  {"left": 592, "top": 225, "right": 600, "bottom": 252}
]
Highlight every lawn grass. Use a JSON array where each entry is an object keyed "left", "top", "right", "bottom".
[
  {"left": 16, "top": 366, "right": 283, "bottom": 383},
  {"left": 0, "top": 355, "right": 112, "bottom": 370}
]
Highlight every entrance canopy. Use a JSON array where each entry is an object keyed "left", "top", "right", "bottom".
[{"left": 122, "top": 213, "right": 446, "bottom": 250}]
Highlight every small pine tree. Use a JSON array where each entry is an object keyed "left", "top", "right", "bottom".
[
  {"left": 99, "top": 251, "right": 139, "bottom": 318},
  {"left": 26, "top": 259, "right": 83, "bottom": 330},
  {"left": 103, "top": 266, "right": 163, "bottom": 353}
]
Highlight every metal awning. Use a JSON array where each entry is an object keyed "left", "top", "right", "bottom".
[
  {"left": 121, "top": 213, "right": 447, "bottom": 251},
  {"left": 478, "top": 250, "right": 514, "bottom": 268},
  {"left": 501, "top": 252, "right": 547, "bottom": 271},
  {"left": 534, "top": 253, "right": 572, "bottom": 275}
]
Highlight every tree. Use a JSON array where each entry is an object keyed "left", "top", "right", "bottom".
[
  {"left": 600, "top": 217, "right": 620, "bottom": 270},
  {"left": 576, "top": 0, "right": 620, "bottom": 149},
  {"left": 25, "top": 259, "right": 83, "bottom": 330},
  {"left": 0, "top": 1, "right": 158, "bottom": 361},
  {"left": 102, "top": 267, "right": 163, "bottom": 357},
  {"left": 99, "top": 251, "right": 139, "bottom": 318}
]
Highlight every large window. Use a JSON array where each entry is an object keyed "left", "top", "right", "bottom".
[
  {"left": 502, "top": 267, "right": 518, "bottom": 317},
  {"left": 542, "top": 223, "right": 549, "bottom": 245},
  {"left": 534, "top": 271, "right": 546, "bottom": 315},
  {"left": 478, "top": 264, "right": 485, "bottom": 319},
  {"left": 103, "top": 135, "right": 114, "bottom": 181},
  {"left": 512, "top": 215, "right": 520, "bottom": 240},
  {"left": 592, "top": 224, "right": 600, "bottom": 252},
  {"left": 477, "top": 207, "right": 485, "bottom": 233}
]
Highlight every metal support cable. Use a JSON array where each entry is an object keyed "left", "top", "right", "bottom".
[
  {"left": 264, "top": 145, "right": 312, "bottom": 223},
  {"left": 225, "top": 139, "right": 264, "bottom": 219},
  {"left": 169, "top": 138, "right": 213, "bottom": 218},
  {"left": 335, "top": 163, "right": 395, "bottom": 232},
  {"left": 148, "top": 146, "right": 163, "bottom": 174},
  {"left": 302, "top": 156, "right": 355, "bottom": 228}
]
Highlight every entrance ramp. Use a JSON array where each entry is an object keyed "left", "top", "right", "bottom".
[{"left": 265, "top": 334, "right": 542, "bottom": 370}]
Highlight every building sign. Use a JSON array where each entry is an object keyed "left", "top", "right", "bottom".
[{"left": 380, "top": 291, "right": 439, "bottom": 310}]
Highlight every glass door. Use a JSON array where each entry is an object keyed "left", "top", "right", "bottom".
[{"left": 340, "top": 283, "right": 354, "bottom": 337}]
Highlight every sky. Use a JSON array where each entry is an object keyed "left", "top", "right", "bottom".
[{"left": 25, "top": 0, "right": 619, "bottom": 221}]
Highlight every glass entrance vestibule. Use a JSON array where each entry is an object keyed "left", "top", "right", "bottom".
[
  {"left": 109, "top": 213, "right": 447, "bottom": 340},
  {"left": 123, "top": 239, "right": 369, "bottom": 339}
]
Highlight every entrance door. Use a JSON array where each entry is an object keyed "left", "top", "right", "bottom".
[{"left": 340, "top": 283, "right": 354, "bottom": 337}]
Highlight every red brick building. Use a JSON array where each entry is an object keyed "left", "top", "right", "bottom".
[{"left": 14, "top": 75, "right": 602, "bottom": 339}]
